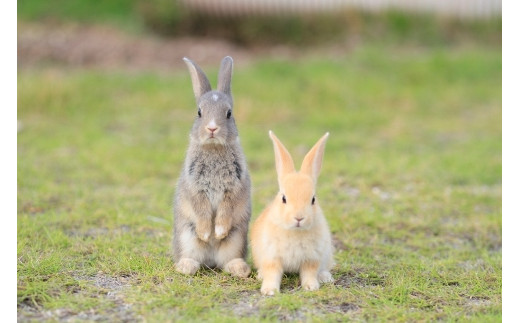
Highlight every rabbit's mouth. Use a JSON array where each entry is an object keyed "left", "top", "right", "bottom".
[
  {"left": 294, "top": 221, "right": 306, "bottom": 229},
  {"left": 202, "top": 135, "right": 224, "bottom": 146}
]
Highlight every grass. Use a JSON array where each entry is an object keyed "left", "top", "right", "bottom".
[
  {"left": 17, "top": 0, "right": 142, "bottom": 30},
  {"left": 18, "top": 45, "right": 501, "bottom": 321}
]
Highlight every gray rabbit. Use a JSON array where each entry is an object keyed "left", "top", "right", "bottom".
[{"left": 172, "top": 56, "right": 251, "bottom": 278}]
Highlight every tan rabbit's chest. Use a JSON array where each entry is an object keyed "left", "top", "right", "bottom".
[{"left": 268, "top": 230, "right": 327, "bottom": 273}]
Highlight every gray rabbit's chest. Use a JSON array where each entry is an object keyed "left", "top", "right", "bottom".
[{"left": 187, "top": 149, "right": 243, "bottom": 204}]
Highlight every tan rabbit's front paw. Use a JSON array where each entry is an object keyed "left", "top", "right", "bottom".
[
  {"left": 302, "top": 279, "right": 320, "bottom": 291},
  {"left": 260, "top": 283, "right": 280, "bottom": 296},
  {"left": 318, "top": 271, "right": 333, "bottom": 283}
]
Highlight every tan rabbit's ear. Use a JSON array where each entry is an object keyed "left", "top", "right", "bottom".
[
  {"left": 300, "top": 132, "right": 329, "bottom": 183},
  {"left": 269, "top": 131, "right": 295, "bottom": 189},
  {"left": 217, "top": 56, "right": 233, "bottom": 96},
  {"left": 183, "top": 57, "right": 212, "bottom": 101}
]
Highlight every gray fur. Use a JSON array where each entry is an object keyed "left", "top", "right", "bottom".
[
  {"left": 173, "top": 57, "right": 251, "bottom": 277},
  {"left": 217, "top": 56, "right": 233, "bottom": 96},
  {"left": 183, "top": 57, "right": 212, "bottom": 101}
]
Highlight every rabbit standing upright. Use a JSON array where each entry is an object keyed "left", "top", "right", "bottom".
[
  {"left": 251, "top": 131, "right": 334, "bottom": 295},
  {"left": 173, "top": 56, "right": 251, "bottom": 278}
]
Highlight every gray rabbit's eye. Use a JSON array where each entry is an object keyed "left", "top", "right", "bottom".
[
  {"left": 226, "top": 110, "right": 231, "bottom": 119},
  {"left": 198, "top": 108, "right": 201, "bottom": 118}
]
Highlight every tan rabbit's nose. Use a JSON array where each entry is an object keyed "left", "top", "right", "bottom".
[{"left": 295, "top": 217, "right": 304, "bottom": 222}]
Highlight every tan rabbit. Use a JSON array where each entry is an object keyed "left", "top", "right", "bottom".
[
  {"left": 251, "top": 131, "right": 334, "bottom": 295},
  {"left": 172, "top": 57, "right": 251, "bottom": 278}
]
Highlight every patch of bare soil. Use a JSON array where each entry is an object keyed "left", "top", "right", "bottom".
[
  {"left": 227, "top": 282, "right": 360, "bottom": 320},
  {"left": 226, "top": 290, "right": 262, "bottom": 318},
  {"left": 464, "top": 296, "right": 492, "bottom": 308},
  {"left": 18, "top": 273, "right": 137, "bottom": 322},
  {"left": 334, "top": 271, "right": 385, "bottom": 288},
  {"left": 321, "top": 301, "right": 360, "bottom": 314},
  {"left": 18, "top": 22, "right": 322, "bottom": 72}
]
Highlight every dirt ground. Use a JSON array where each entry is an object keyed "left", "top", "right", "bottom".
[{"left": 18, "top": 22, "right": 349, "bottom": 71}]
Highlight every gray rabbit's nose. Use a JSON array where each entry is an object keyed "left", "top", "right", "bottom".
[{"left": 206, "top": 119, "right": 218, "bottom": 133}]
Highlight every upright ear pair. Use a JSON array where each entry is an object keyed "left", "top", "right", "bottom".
[
  {"left": 269, "top": 131, "right": 329, "bottom": 190},
  {"left": 183, "top": 56, "right": 234, "bottom": 101}
]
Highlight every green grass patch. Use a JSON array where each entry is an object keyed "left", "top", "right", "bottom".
[
  {"left": 18, "top": 0, "right": 143, "bottom": 30},
  {"left": 18, "top": 46, "right": 501, "bottom": 321}
]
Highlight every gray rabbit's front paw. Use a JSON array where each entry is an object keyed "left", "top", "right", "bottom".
[
  {"left": 214, "top": 214, "right": 232, "bottom": 240},
  {"left": 195, "top": 220, "right": 212, "bottom": 242},
  {"left": 214, "top": 223, "right": 231, "bottom": 240},
  {"left": 176, "top": 258, "right": 200, "bottom": 275},
  {"left": 224, "top": 258, "right": 251, "bottom": 278},
  {"left": 214, "top": 226, "right": 228, "bottom": 240}
]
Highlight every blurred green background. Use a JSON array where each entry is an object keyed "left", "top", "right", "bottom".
[{"left": 18, "top": 1, "right": 501, "bottom": 322}]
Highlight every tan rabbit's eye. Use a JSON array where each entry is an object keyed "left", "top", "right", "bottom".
[
  {"left": 282, "top": 195, "right": 286, "bottom": 204},
  {"left": 197, "top": 108, "right": 201, "bottom": 118},
  {"left": 311, "top": 196, "right": 315, "bottom": 205},
  {"left": 226, "top": 110, "right": 232, "bottom": 119}
]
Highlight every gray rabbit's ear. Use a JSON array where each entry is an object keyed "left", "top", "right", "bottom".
[
  {"left": 183, "top": 57, "right": 212, "bottom": 101},
  {"left": 217, "top": 56, "right": 233, "bottom": 96}
]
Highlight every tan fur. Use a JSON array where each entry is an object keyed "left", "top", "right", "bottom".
[{"left": 251, "top": 131, "right": 334, "bottom": 295}]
